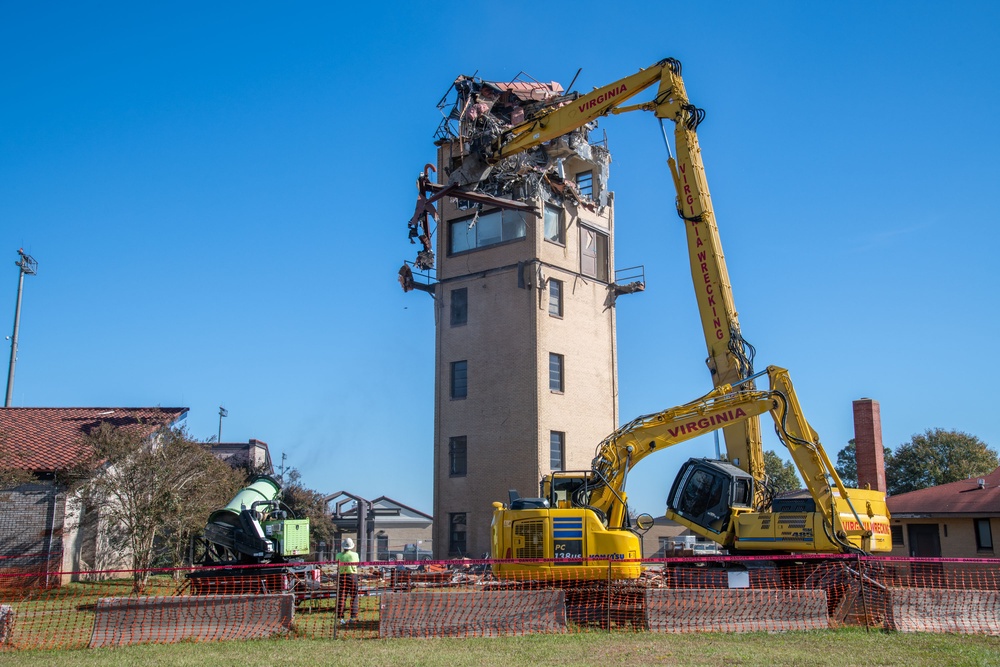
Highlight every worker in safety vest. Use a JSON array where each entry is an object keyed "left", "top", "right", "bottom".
[{"left": 336, "top": 537, "right": 360, "bottom": 623}]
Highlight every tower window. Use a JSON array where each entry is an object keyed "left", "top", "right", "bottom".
[
  {"left": 450, "top": 288, "right": 467, "bottom": 326},
  {"left": 550, "top": 431, "right": 565, "bottom": 471},
  {"left": 544, "top": 204, "right": 564, "bottom": 245},
  {"left": 576, "top": 171, "right": 594, "bottom": 198},
  {"left": 449, "top": 512, "right": 467, "bottom": 557},
  {"left": 450, "top": 209, "right": 527, "bottom": 254},
  {"left": 451, "top": 360, "right": 467, "bottom": 399},
  {"left": 549, "top": 353, "right": 564, "bottom": 393},
  {"left": 580, "top": 226, "right": 609, "bottom": 282},
  {"left": 449, "top": 436, "right": 467, "bottom": 477},
  {"left": 548, "top": 279, "right": 563, "bottom": 317}
]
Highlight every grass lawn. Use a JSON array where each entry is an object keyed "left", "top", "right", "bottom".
[{"left": 1, "top": 629, "right": 999, "bottom": 667}]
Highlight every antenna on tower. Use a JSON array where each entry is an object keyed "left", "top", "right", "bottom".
[{"left": 5, "top": 249, "right": 38, "bottom": 407}]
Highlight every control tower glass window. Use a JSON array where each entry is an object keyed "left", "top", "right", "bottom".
[{"left": 450, "top": 209, "right": 527, "bottom": 254}]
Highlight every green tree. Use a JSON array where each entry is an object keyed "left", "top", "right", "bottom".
[
  {"left": 764, "top": 450, "right": 801, "bottom": 494},
  {"left": 75, "top": 423, "right": 241, "bottom": 592},
  {"left": 835, "top": 439, "right": 858, "bottom": 488},
  {"left": 160, "top": 451, "right": 243, "bottom": 572},
  {"left": 886, "top": 428, "right": 998, "bottom": 496}
]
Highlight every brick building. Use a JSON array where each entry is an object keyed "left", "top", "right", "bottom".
[
  {"left": 0, "top": 407, "right": 187, "bottom": 583},
  {"left": 208, "top": 438, "right": 273, "bottom": 474},
  {"left": 411, "top": 75, "right": 641, "bottom": 559},
  {"left": 886, "top": 467, "right": 999, "bottom": 558}
]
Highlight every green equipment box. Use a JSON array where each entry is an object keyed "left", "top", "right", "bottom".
[{"left": 263, "top": 519, "right": 311, "bottom": 557}]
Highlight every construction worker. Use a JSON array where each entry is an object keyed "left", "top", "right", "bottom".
[{"left": 336, "top": 538, "right": 360, "bottom": 624}]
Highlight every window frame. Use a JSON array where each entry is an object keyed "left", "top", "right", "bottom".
[
  {"left": 548, "top": 279, "right": 563, "bottom": 318},
  {"left": 449, "top": 436, "right": 467, "bottom": 477},
  {"left": 450, "top": 287, "right": 468, "bottom": 326},
  {"left": 448, "top": 512, "right": 467, "bottom": 558},
  {"left": 449, "top": 208, "right": 527, "bottom": 255},
  {"left": 975, "top": 518, "right": 994, "bottom": 551},
  {"left": 549, "top": 353, "right": 564, "bottom": 393},
  {"left": 576, "top": 170, "right": 594, "bottom": 198},
  {"left": 450, "top": 360, "right": 468, "bottom": 399},
  {"left": 580, "top": 225, "right": 610, "bottom": 283},
  {"left": 549, "top": 431, "right": 565, "bottom": 471},
  {"left": 543, "top": 203, "right": 565, "bottom": 245},
  {"left": 890, "top": 525, "right": 904, "bottom": 547}
]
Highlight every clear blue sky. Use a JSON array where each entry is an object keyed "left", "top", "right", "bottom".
[{"left": 3, "top": 2, "right": 998, "bottom": 516}]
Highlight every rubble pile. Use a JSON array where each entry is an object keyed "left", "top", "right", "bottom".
[{"left": 434, "top": 74, "right": 611, "bottom": 210}]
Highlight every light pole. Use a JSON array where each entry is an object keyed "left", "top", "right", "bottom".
[
  {"left": 218, "top": 406, "right": 228, "bottom": 442},
  {"left": 5, "top": 249, "right": 37, "bottom": 407}
]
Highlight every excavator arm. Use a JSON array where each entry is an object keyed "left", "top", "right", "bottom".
[
  {"left": 582, "top": 383, "right": 773, "bottom": 533},
  {"left": 488, "top": 61, "right": 675, "bottom": 159},
  {"left": 572, "top": 366, "right": 883, "bottom": 554},
  {"left": 663, "top": 366, "right": 888, "bottom": 553}
]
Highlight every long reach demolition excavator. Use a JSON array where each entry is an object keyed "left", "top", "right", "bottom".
[{"left": 408, "top": 58, "right": 891, "bottom": 580}]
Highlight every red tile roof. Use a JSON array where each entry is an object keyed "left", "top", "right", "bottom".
[
  {"left": 886, "top": 466, "right": 1000, "bottom": 515},
  {"left": 0, "top": 407, "right": 188, "bottom": 472}
]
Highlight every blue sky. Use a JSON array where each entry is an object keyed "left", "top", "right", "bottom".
[{"left": 3, "top": 2, "right": 998, "bottom": 516}]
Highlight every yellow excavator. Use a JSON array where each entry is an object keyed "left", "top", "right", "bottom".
[
  {"left": 445, "top": 58, "right": 892, "bottom": 579},
  {"left": 492, "top": 367, "right": 891, "bottom": 580}
]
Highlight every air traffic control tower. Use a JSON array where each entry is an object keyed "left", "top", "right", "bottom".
[{"left": 400, "top": 74, "right": 643, "bottom": 559}]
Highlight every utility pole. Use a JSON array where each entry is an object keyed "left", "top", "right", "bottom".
[
  {"left": 5, "top": 249, "right": 37, "bottom": 407},
  {"left": 218, "top": 406, "right": 228, "bottom": 442},
  {"left": 278, "top": 452, "right": 288, "bottom": 481}
]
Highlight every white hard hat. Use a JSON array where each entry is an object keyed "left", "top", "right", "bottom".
[{"left": 343, "top": 538, "right": 355, "bottom": 550}]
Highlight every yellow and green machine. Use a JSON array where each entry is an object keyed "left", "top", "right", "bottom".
[{"left": 203, "top": 474, "right": 310, "bottom": 564}]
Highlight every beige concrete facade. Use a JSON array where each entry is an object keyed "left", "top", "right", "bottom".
[
  {"left": 888, "top": 517, "right": 998, "bottom": 559},
  {"left": 432, "top": 146, "right": 621, "bottom": 558}
]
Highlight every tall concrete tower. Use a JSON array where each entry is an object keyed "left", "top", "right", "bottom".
[{"left": 403, "top": 75, "right": 640, "bottom": 558}]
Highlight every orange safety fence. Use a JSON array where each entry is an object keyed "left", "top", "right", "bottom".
[{"left": 1, "top": 555, "right": 998, "bottom": 650}]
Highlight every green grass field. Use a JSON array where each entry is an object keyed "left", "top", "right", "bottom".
[{"left": 1, "top": 630, "right": 999, "bottom": 667}]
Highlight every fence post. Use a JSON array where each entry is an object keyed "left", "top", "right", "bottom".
[
  {"left": 857, "top": 554, "right": 870, "bottom": 631},
  {"left": 606, "top": 559, "right": 613, "bottom": 630},
  {"left": 333, "top": 561, "right": 340, "bottom": 639}
]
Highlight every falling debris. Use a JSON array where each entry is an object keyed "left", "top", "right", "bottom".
[{"left": 400, "top": 69, "right": 613, "bottom": 283}]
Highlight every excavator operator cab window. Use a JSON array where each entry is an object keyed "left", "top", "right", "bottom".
[
  {"left": 668, "top": 459, "right": 745, "bottom": 534},
  {"left": 548, "top": 473, "right": 590, "bottom": 509},
  {"left": 731, "top": 478, "right": 752, "bottom": 507},
  {"left": 678, "top": 470, "right": 723, "bottom": 518}
]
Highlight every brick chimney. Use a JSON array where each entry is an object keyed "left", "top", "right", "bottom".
[{"left": 852, "top": 398, "right": 886, "bottom": 492}]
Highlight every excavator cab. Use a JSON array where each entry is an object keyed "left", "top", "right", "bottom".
[
  {"left": 545, "top": 471, "right": 593, "bottom": 509},
  {"left": 667, "top": 458, "right": 755, "bottom": 535}
]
